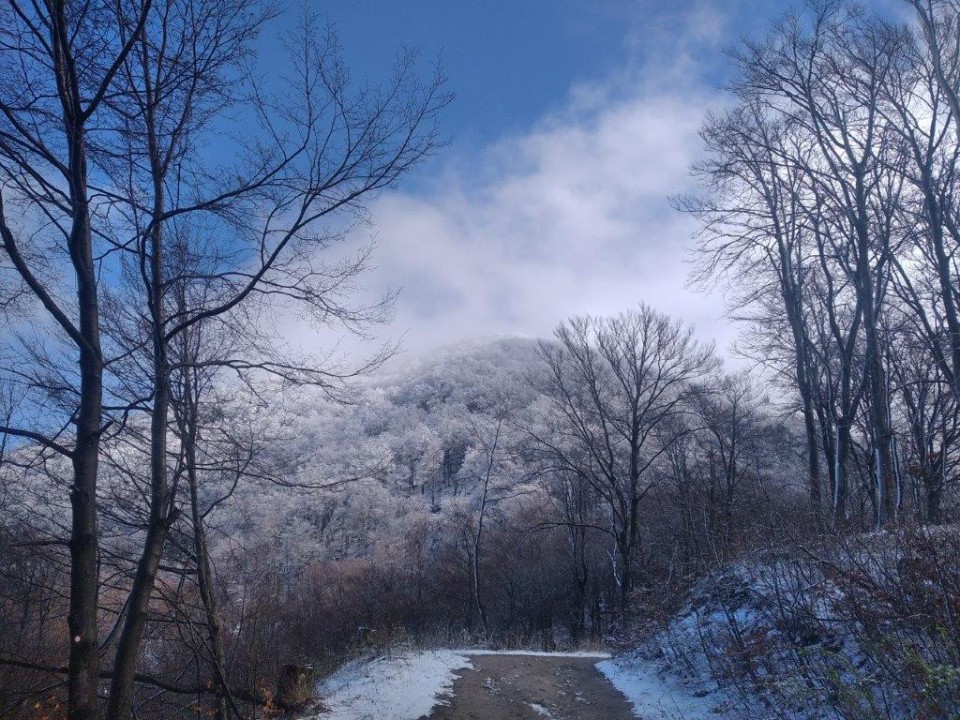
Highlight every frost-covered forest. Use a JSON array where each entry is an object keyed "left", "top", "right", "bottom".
[{"left": 2, "top": 1, "right": 960, "bottom": 719}]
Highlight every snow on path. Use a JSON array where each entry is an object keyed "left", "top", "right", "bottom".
[
  {"left": 597, "top": 656, "right": 730, "bottom": 720},
  {"left": 315, "top": 648, "right": 727, "bottom": 720},
  {"left": 528, "top": 701, "right": 555, "bottom": 717},
  {"left": 313, "top": 650, "right": 608, "bottom": 720},
  {"left": 460, "top": 648, "right": 610, "bottom": 658},
  {"left": 314, "top": 650, "right": 472, "bottom": 720}
]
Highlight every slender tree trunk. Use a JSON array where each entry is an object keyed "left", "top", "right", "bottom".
[
  {"left": 851, "top": 168, "right": 896, "bottom": 527},
  {"left": 802, "top": 402, "right": 822, "bottom": 519},
  {"left": 68, "top": 216, "right": 103, "bottom": 720},
  {"left": 50, "top": 1, "right": 105, "bottom": 712},
  {"left": 920, "top": 178, "right": 960, "bottom": 399},
  {"left": 618, "top": 534, "right": 633, "bottom": 618},
  {"left": 780, "top": 249, "right": 823, "bottom": 518},
  {"left": 469, "top": 546, "right": 487, "bottom": 637},
  {"left": 817, "top": 405, "right": 837, "bottom": 517},
  {"left": 471, "top": 421, "right": 499, "bottom": 638},
  {"left": 833, "top": 422, "right": 852, "bottom": 527},
  {"left": 622, "top": 452, "right": 641, "bottom": 618},
  {"left": 172, "top": 348, "right": 233, "bottom": 720},
  {"left": 106, "top": 299, "right": 174, "bottom": 719},
  {"left": 723, "top": 468, "right": 735, "bottom": 551},
  {"left": 186, "top": 428, "right": 231, "bottom": 720},
  {"left": 571, "top": 533, "right": 587, "bottom": 644},
  {"left": 926, "top": 480, "right": 943, "bottom": 525},
  {"left": 107, "top": 95, "right": 175, "bottom": 717},
  {"left": 863, "top": 290, "right": 896, "bottom": 527}
]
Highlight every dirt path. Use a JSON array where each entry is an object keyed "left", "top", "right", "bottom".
[{"left": 428, "top": 654, "right": 636, "bottom": 720}]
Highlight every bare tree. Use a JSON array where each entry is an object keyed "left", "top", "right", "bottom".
[
  {"left": 887, "top": 314, "right": 960, "bottom": 523},
  {"left": 100, "top": 5, "right": 444, "bottom": 711},
  {"left": 467, "top": 417, "right": 501, "bottom": 638},
  {"left": 885, "top": 1, "right": 960, "bottom": 403},
  {"left": 683, "top": 104, "right": 827, "bottom": 518},
  {"left": 0, "top": 2, "right": 154, "bottom": 717},
  {"left": 701, "top": 3, "right": 908, "bottom": 526},
  {"left": 542, "top": 465, "right": 600, "bottom": 643},
  {"left": 531, "top": 306, "right": 716, "bottom": 613},
  {"left": 688, "top": 372, "right": 769, "bottom": 553}
]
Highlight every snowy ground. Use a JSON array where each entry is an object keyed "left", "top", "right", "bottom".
[
  {"left": 596, "top": 653, "right": 733, "bottom": 720},
  {"left": 313, "top": 650, "right": 473, "bottom": 720},
  {"left": 313, "top": 648, "right": 732, "bottom": 720},
  {"left": 460, "top": 649, "right": 611, "bottom": 658}
]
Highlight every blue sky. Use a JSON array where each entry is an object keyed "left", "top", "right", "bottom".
[
  {"left": 326, "top": 2, "right": 716, "bottom": 145},
  {"left": 279, "top": 0, "right": 906, "bottom": 364},
  {"left": 324, "top": 0, "right": 765, "bottom": 150}
]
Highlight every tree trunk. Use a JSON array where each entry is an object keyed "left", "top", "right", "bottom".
[
  {"left": 865, "top": 321, "right": 896, "bottom": 527},
  {"left": 106, "top": 114, "right": 174, "bottom": 718},
  {"left": 781, "top": 257, "right": 823, "bottom": 518},
  {"left": 53, "top": 0, "right": 104, "bottom": 710},
  {"left": 853, "top": 168, "right": 896, "bottom": 528},
  {"left": 833, "top": 422, "right": 852, "bottom": 527},
  {"left": 802, "top": 400, "right": 822, "bottom": 520},
  {"left": 926, "top": 480, "right": 943, "bottom": 525},
  {"left": 469, "top": 543, "right": 488, "bottom": 637},
  {"left": 68, "top": 298, "right": 103, "bottom": 720},
  {"left": 920, "top": 177, "right": 960, "bottom": 401},
  {"left": 618, "top": 537, "right": 633, "bottom": 619},
  {"left": 183, "top": 368, "right": 231, "bottom": 720}
]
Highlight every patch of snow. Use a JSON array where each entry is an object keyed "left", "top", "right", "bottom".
[
  {"left": 597, "top": 655, "right": 731, "bottom": 720},
  {"left": 528, "top": 702, "right": 554, "bottom": 717},
  {"left": 314, "top": 650, "right": 472, "bottom": 720},
  {"left": 461, "top": 649, "right": 611, "bottom": 658}
]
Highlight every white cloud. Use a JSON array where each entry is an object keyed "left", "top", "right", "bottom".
[{"left": 282, "top": 6, "right": 740, "bottom": 365}]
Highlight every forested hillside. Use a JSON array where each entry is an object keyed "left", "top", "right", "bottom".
[{"left": 2, "top": 325, "right": 814, "bottom": 715}]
